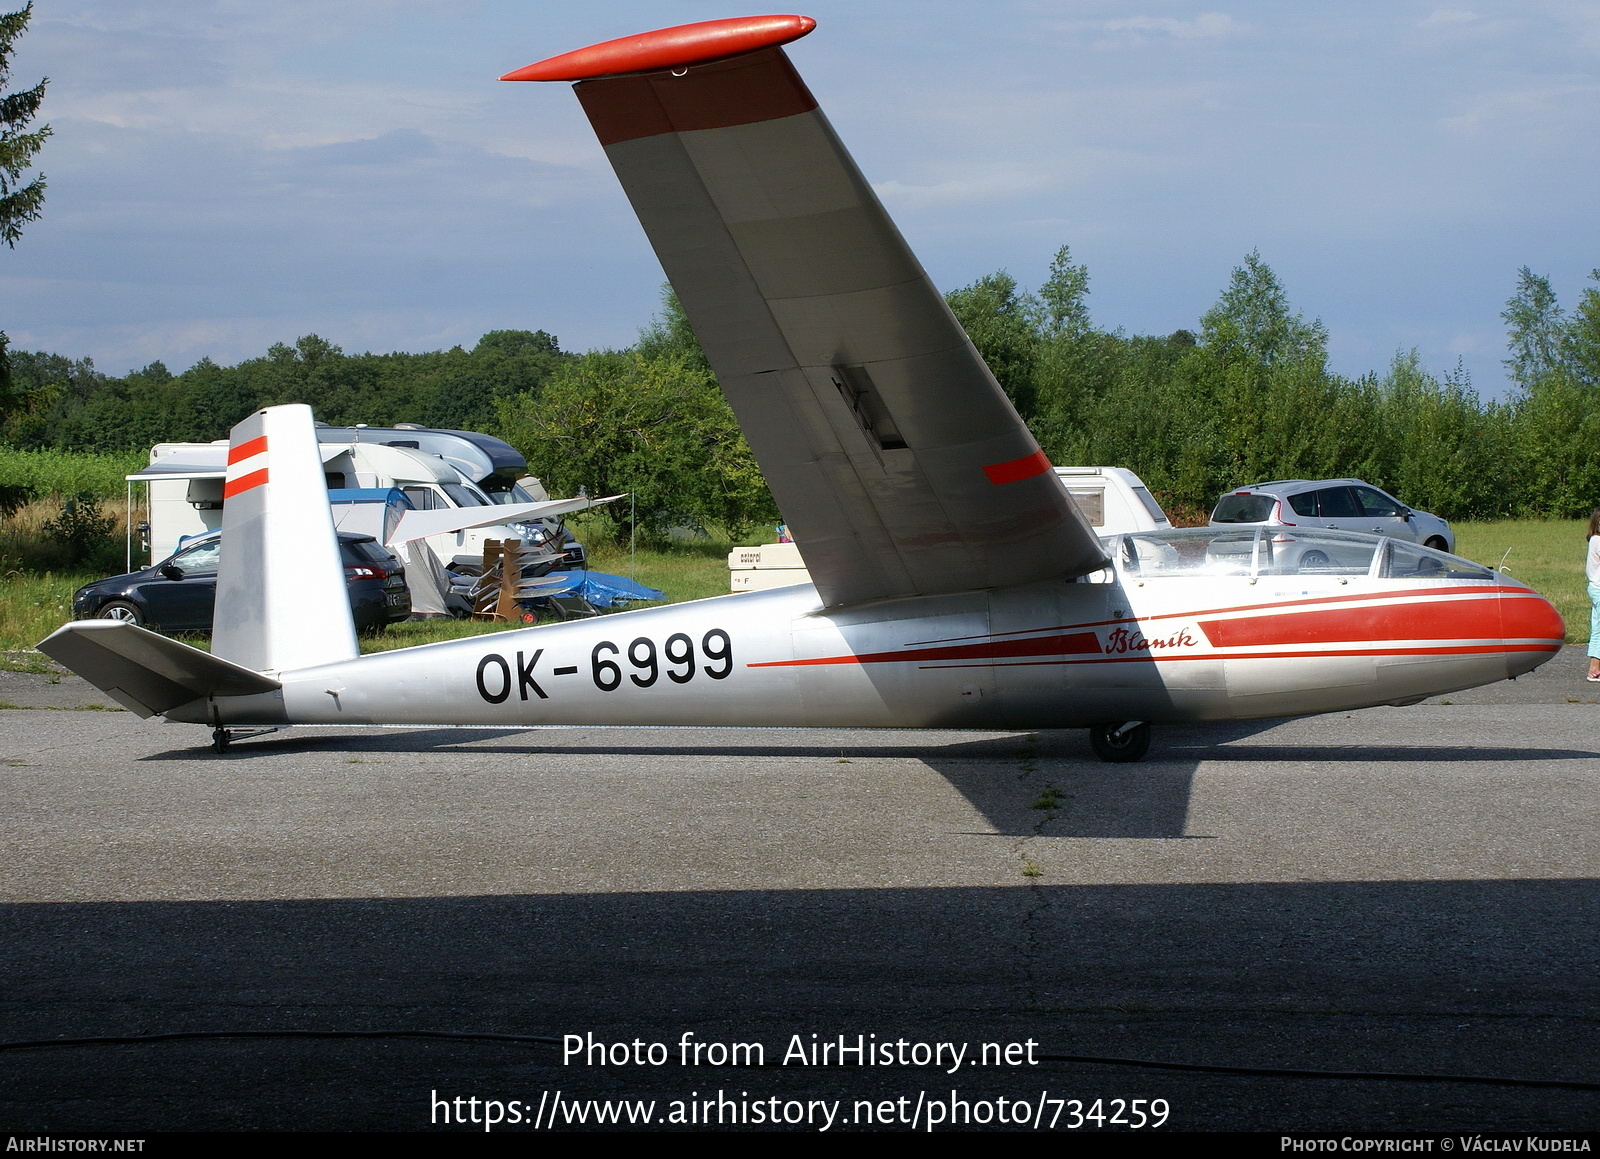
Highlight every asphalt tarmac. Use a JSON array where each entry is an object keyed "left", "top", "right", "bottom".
[{"left": 2, "top": 648, "right": 1597, "bottom": 1133}]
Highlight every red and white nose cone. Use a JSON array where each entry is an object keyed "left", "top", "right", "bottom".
[{"left": 1502, "top": 587, "right": 1565, "bottom": 677}]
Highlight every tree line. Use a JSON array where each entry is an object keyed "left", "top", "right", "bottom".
[
  {"left": 950, "top": 249, "right": 1600, "bottom": 525},
  {"left": 3, "top": 249, "right": 1598, "bottom": 539}
]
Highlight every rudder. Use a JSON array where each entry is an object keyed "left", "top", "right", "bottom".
[{"left": 212, "top": 404, "right": 358, "bottom": 673}]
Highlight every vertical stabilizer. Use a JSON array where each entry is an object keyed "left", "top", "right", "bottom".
[{"left": 212, "top": 405, "right": 358, "bottom": 673}]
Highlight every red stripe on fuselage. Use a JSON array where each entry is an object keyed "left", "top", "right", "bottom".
[
  {"left": 747, "top": 630, "right": 1102, "bottom": 669},
  {"left": 223, "top": 468, "right": 268, "bottom": 498},
  {"left": 902, "top": 585, "right": 1542, "bottom": 646},
  {"left": 227, "top": 436, "right": 267, "bottom": 465},
  {"left": 920, "top": 643, "right": 1560, "bottom": 670},
  {"left": 1502, "top": 592, "right": 1567, "bottom": 640},
  {"left": 1199, "top": 598, "right": 1503, "bottom": 648}
]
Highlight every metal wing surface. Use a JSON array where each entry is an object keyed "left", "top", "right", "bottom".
[{"left": 511, "top": 23, "right": 1105, "bottom": 606}]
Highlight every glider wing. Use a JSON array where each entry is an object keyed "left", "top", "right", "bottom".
[{"left": 506, "top": 17, "right": 1106, "bottom": 606}]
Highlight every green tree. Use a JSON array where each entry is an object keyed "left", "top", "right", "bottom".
[
  {"left": 0, "top": 2, "right": 46, "bottom": 249},
  {"left": 497, "top": 351, "right": 775, "bottom": 541},
  {"left": 1030, "top": 246, "right": 1126, "bottom": 461},
  {"left": 1192, "top": 252, "right": 1330, "bottom": 488},
  {"left": 1, "top": 2, "right": 50, "bottom": 418},
  {"left": 1038, "top": 245, "right": 1092, "bottom": 339},
  {"left": 1563, "top": 269, "right": 1600, "bottom": 390},
  {"left": 1501, "top": 267, "right": 1566, "bottom": 392},
  {"left": 1199, "top": 250, "right": 1326, "bottom": 368},
  {"left": 634, "top": 287, "right": 710, "bottom": 372},
  {"left": 945, "top": 271, "right": 1041, "bottom": 419}
]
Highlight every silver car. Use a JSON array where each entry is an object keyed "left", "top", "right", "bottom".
[{"left": 1208, "top": 478, "right": 1455, "bottom": 553}]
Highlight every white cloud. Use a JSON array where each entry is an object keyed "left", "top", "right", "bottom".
[
  {"left": 1097, "top": 12, "right": 1250, "bottom": 39},
  {"left": 1419, "top": 9, "right": 1483, "bottom": 28},
  {"left": 872, "top": 169, "right": 1056, "bottom": 207},
  {"left": 1438, "top": 82, "right": 1600, "bottom": 136},
  {"left": 1042, "top": 11, "right": 1251, "bottom": 48}
]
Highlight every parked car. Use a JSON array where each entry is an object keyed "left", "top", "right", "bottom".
[
  {"left": 71, "top": 531, "right": 409, "bottom": 634},
  {"left": 1208, "top": 479, "right": 1454, "bottom": 553}
]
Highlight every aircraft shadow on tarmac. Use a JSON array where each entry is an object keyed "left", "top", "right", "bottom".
[
  {"left": 2, "top": 878, "right": 1599, "bottom": 1132},
  {"left": 140, "top": 721, "right": 1600, "bottom": 842}
]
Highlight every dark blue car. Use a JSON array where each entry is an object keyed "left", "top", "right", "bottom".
[{"left": 71, "top": 531, "right": 409, "bottom": 634}]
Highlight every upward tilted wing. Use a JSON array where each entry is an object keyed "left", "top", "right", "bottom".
[{"left": 506, "top": 16, "right": 1106, "bottom": 607}]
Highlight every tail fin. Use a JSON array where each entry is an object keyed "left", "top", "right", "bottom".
[{"left": 212, "top": 404, "right": 358, "bottom": 673}]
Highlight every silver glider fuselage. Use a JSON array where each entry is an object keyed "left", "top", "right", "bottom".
[{"left": 180, "top": 543, "right": 1560, "bottom": 731}]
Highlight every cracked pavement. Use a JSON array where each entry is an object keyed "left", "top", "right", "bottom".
[{"left": 1, "top": 649, "right": 1598, "bottom": 1131}]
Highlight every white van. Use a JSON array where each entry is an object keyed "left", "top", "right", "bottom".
[{"left": 728, "top": 466, "right": 1172, "bottom": 591}]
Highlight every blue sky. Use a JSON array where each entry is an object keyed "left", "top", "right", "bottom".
[{"left": 3, "top": 1, "right": 1597, "bottom": 396}]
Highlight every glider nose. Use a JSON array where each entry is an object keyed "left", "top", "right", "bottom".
[{"left": 1502, "top": 587, "right": 1565, "bottom": 678}]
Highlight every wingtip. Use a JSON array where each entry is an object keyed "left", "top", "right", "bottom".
[{"left": 500, "top": 14, "right": 816, "bottom": 82}]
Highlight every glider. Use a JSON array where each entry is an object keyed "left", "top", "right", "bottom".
[{"left": 40, "top": 16, "right": 1562, "bottom": 760}]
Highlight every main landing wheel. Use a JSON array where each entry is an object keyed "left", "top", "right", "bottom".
[
  {"left": 211, "top": 728, "right": 231, "bottom": 754},
  {"left": 1089, "top": 722, "right": 1151, "bottom": 763}
]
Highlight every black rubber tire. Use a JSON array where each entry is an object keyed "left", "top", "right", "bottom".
[
  {"left": 211, "top": 728, "right": 230, "bottom": 754},
  {"left": 1298, "top": 550, "right": 1330, "bottom": 571},
  {"left": 1424, "top": 537, "right": 1449, "bottom": 552},
  {"left": 1089, "top": 722, "right": 1151, "bottom": 763},
  {"left": 97, "top": 600, "right": 143, "bottom": 626}
]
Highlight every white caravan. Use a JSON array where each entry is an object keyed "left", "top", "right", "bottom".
[
  {"left": 132, "top": 426, "right": 577, "bottom": 572},
  {"left": 729, "top": 466, "right": 1173, "bottom": 592}
]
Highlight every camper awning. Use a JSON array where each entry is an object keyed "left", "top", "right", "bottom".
[{"left": 127, "top": 446, "right": 345, "bottom": 482}]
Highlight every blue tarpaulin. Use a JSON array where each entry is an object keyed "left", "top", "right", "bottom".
[{"left": 515, "top": 571, "right": 665, "bottom": 608}]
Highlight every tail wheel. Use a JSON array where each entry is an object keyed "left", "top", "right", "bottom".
[{"left": 1089, "top": 722, "right": 1151, "bottom": 763}]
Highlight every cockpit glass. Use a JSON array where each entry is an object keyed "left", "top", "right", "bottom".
[
  {"left": 1383, "top": 540, "right": 1493, "bottom": 580},
  {"left": 1111, "top": 527, "right": 1492, "bottom": 580}
]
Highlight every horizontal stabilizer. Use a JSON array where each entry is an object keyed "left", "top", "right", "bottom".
[
  {"left": 384, "top": 495, "right": 621, "bottom": 547},
  {"left": 37, "top": 621, "right": 281, "bottom": 719}
]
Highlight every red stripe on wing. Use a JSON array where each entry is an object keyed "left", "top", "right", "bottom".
[{"left": 981, "top": 449, "right": 1053, "bottom": 486}]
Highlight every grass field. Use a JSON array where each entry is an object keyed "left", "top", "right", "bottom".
[
  {"left": 1452, "top": 520, "right": 1588, "bottom": 643},
  {"left": 0, "top": 449, "right": 145, "bottom": 500},
  {"left": 2, "top": 522, "right": 1592, "bottom": 670},
  {"left": 0, "top": 535, "right": 759, "bottom": 665}
]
